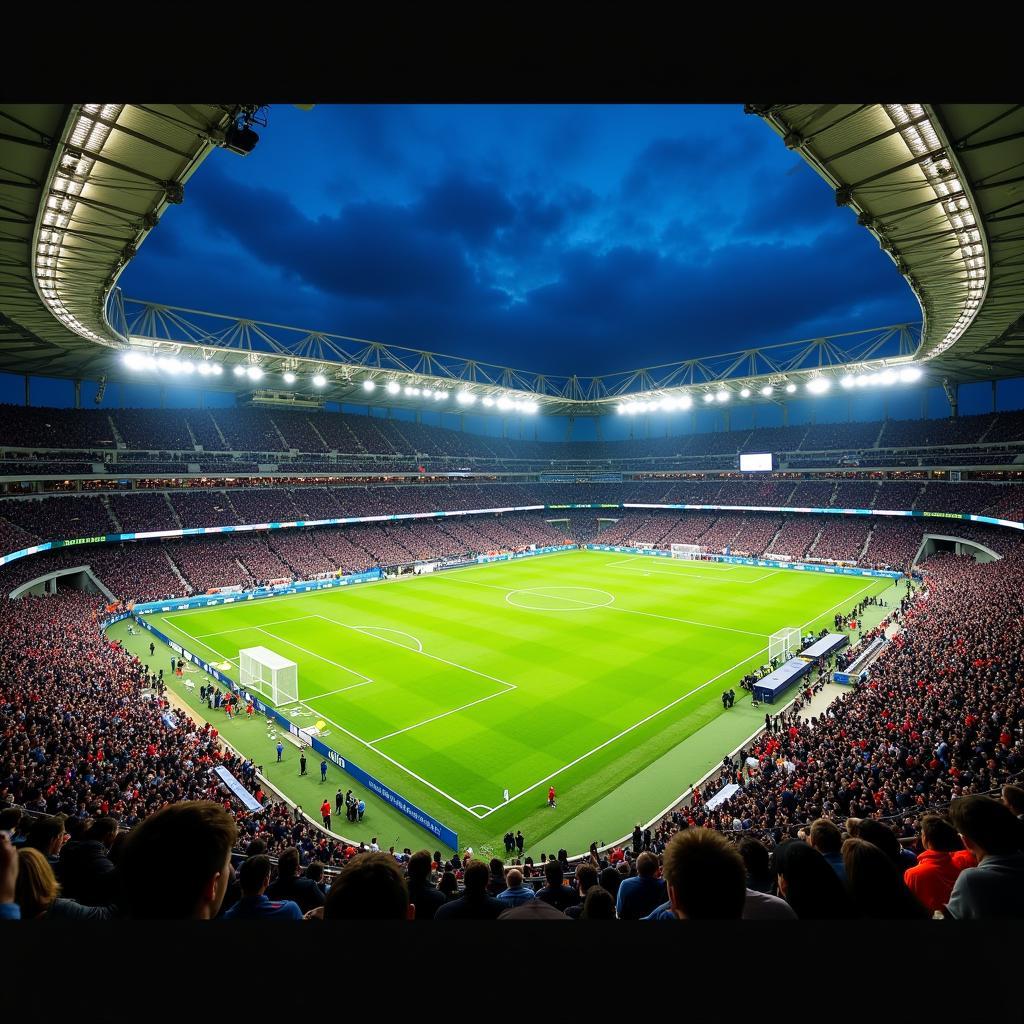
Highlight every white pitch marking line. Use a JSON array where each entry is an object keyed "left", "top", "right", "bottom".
[
  {"left": 607, "top": 563, "right": 781, "bottom": 584},
  {"left": 311, "top": 614, "right": 516, "bottom": 693},
  {"left": 254, "top": 626, "right": 372, "bottom": 684},
  {"left": 801, "top": 579, "right": 885, "bottom": 630},
  {"left": 445, "top": 576, "right": 770, "bottom": 638},
  {"left": 195, "top": 614, "right": 319, "bottom": 638},
  {"left": 605, "top": 556, "right": 738, "bottom": 573},
  {"left": 350, "top": 625, "right": 424, "bottom": 652},
  {"left": 477, "top": 641, "right": 772, "bottom": 818},
  {"left": 370, "top": 686, "right": 515, "bottom": 744},
  {"left": 300, "top": 680, "right": 374, "bottom": 700},
  {"left": 505, "top": 586, "right": 615, "bottom": 612},
  {"left": 296, "top": 704, "right": 485, "bottom": 819}
]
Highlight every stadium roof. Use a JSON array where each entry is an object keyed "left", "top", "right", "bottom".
[{"left": 0, "top": 103, "right": 1021, "bottom": 417}]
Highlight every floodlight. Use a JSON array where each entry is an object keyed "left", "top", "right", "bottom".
[
  {"left": 879, "top": 369, "right": 897, "bottom": 385},
  {"left": 386, "top": 381, "right": 401, "bottom": 394},
  {"left": 312, "top": 374, "right": 327, "bottom": 388},
  {"left": 807, "top": 377, "right": 831, "bottom": 395},
  {"left": 496, "top": 396, "right": 513, "bottom": 411},
  {"left": 247, "top": 366, "right": 263, "bottom": 381},
  {"left": 840, "top": 375, "right": 855, "bottom": 389},
  {"left": 233, "top": 365, "right": 246, "bottom": 377},
  {"left": 197, "top": 362, "right": 212, "bottom": 377},
  {"left": 482, "top": 396, "right": 495, "bottom": 407},
  {"left": 678, "top": 395, "right": 693, "bottom": 410},
  {"left": 180, "top": 361, "right": 195, "bottom": 375},
  {"left": 785, "top": 382, "right": 797, "bottom": 393},
  {"left": 456, "top": 391, "right": 476, "bottom": 405},
  {"left": 703, "top": 393, "right": 715, "bottom": 404},
  {"left": 362, "top": 379, "right": 376, "bottom": 392},
  {"left": 739, "top": 388, "right": 751, "bottom": 398},
  {"left": 211, "top": 363, "right": 223, "bottom": 376},
  {"left": 282, "top": 371, "right": 296, "bottom": 384},
  {"left": 898, "top": 366, "right": 922, "bottom": 383},
  {"left": 716, "top": 391, "right": 729, "bottom": 403},
  {"left": 760, "top": 385, "right": 773, "bottom": 396},
  {"left": 522, "top": 401, "right": 538, "bottom": 414}
]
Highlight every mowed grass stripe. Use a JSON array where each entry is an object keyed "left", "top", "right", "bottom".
[{"left": 150, "top": 550, "right": 886, "bottom": 845}]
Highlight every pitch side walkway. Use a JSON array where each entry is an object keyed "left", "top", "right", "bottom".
[{"left": 535, "top": 698, "right": 765, "bottom": 854}]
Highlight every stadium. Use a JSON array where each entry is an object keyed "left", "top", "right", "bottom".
[{"left": 1, "top": 101, "right": 1023, "bottom": 928}]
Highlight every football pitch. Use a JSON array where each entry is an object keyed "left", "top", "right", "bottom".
[{"left": 147, "top": 549, "right": 895, "bottom": 853}]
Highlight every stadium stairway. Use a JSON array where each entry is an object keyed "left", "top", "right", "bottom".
[
  {"left": 101, "top": 495, "right": 121, "bottom": 532},
  {"left": 163, "top": 493, "right": 183, "bottom": 528}
]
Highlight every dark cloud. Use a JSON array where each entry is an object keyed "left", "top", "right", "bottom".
[{"left": 119, "top": 106, "right": 921, "bottom": 378}]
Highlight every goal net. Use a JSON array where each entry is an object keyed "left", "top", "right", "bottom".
[
  {"left": 239, "top": 646, "right": 298, "bottom": 707},
  {"left": 769, "top": 627, "right": 801, "bottom": 663},
  {"left": 671, "top": 543, "right": 702, "bottom": 560}
]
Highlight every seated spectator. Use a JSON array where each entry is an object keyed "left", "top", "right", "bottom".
[
  {"left": 903, "top": 815, "right": 968, "bottom": 915},
  {"left": 497, "top": 899, "right": 568, "bottom": 920},
  {"left": 946, "top": 796, "right": 1024, "bottom": 920},
  {"left": 118, "top": 801, "right": 238, "bottom": 919},
  {"left": 434, "top": 860, "right": 503, "bottom": 920},
  {"left": 15, "top": 848, "right": 110, "bottom": 921},
  {"left": 1002, "top": 784, "right": 1024, "bottom": 821},
  {"left": 496, "top": 868, "right": 535, "bottom": 908},
  {"left": 738, "top": 837, "right": 775, "bottom": 895},
  {"left": 24, "top": 815, "right": 67, "bottom": 871},
  {"left": 580, "top": 885, "right": 616, "bottom": 919},
  {"left": 771, "top": 840, "right": 855, "bottom": 919},
  {"left": 598, "top": 865, "right": 622, "bottom": 902},
  {"left": 323, "top": 853, "right": 412, "bottom": 920},
  {"left": 857, "top": 819, "right": 918, "bottom": 873},
  {"left": 437, "top": 871, "right": 459, "bottom": 902},
  {"left": 615, "top": 851, "right": 666, "bottom": 920},
  {"left": 266, "top": 847, "right": 325, "bottom": 914},
  {"left": 222, "top": 855, "right": 302, "bottom": 920},
  {"left": 486, "top": 857, "right": 506, "bottom": 897},
  {"left": 58, "top": 816, "right": 118, "bottom": 907},
  {"left": 809, "top": 818, "right": 848, "bottom": 883},
  {"left": 564, "top": 863, "right": 599, "bottom": 919},
  {"left": 662, "top": 828, "right": 747, "bottom": 920},
  {"left": 841, "top": 838, "right": 929, "bottom": 919},
  {"left": 406, "top": 849, "right": 446, "bottom": 920},
  {"left": 535, "top": 860, "right": 579, "bottom": 912}
]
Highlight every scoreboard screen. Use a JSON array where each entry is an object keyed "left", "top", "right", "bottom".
[{"left": 740, "top": 452, "right": 773, "bottom": 472}]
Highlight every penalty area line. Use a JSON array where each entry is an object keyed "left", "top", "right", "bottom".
[{"left": 476, "top": 641, "right": 771, "bottom": 819}]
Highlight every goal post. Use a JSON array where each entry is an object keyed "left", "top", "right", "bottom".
[
  {"left": 671, "top": 543, "right": 702, "bottom": 560},
  {"left": 769, "top": 627, "right": 801, "bottom": 663},
  {"left": 239, "top": 646, "right": 298, "bottom": 706}
]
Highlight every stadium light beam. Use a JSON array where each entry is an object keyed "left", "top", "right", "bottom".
[
  {"left": 282, "top": 371, "right": 296, "bottom": 384},
  {"left": 362, "top": 379, "right": 375, "bottom": 392},
  {"left": 312, "top": 374, "right": 327, "bottom": 388}
]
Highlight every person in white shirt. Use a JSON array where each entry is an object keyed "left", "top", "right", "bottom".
[{"left": 369, "top": 837, "right": 380, "bottom": 853}]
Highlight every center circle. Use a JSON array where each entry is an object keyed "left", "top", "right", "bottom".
[{"left": 505, "top": 586, "right": 615, "bottom": 612}]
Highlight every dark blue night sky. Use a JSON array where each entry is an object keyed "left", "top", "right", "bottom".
[{"left": 119, "top": 104, "right": 921, "bottom": 377}]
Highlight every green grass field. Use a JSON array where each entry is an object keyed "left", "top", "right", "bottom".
[{"left": 133, "top": 549, "right": 895, "bottom": 856}]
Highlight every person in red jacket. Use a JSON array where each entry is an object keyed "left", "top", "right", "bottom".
[
  {"left": 547, "top": 786, "right": 556, "bottom": 809},
  {"left": 320, "top": 799, "right": 331, "bottom": 831},
  {"left": 903, "top": 815, "right": 967, "bottom": 914}
]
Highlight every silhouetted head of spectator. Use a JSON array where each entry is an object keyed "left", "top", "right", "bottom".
[
  {"left": 325, "top": 853, "right": 411, "bottom": 920},
  {"left": 544, "top": 860, "right": 563, "bottom": 887},
  {"left": 407, "top": 850, "right": 432, "bottom": 884},
  {"left": 739, "top": 837, "right": 772, "bottom": 891},
  {"left": 0, "top": 807, "right": 22, "bottom": 834},
  {"left": 809, "top": 818, "right": 843, "bottom": 856},
  {"left": 599, "top": 865, "right": 622, "bottom": 899},
  {"left": 438, "top": 871, "right": 459, "bottom": 898},
  {"left": 635, "top": 851, "right": 659, "bottom": 878},
  {"left": 244, "top": 839, "right": 267, "bottom": 857},
  {"left": 15, "top": 848, "right": 59, "bottom": 919},
  {"left": 118, "top": 801, "right": 238, "bottom": 919},
  {"left": 919, "top": 815, "right": 962, "bottom": 854},
  {"left": 771, "top": 840, "right": 854, "bottom": 920},
  {"left": 26, "top": 814, "right": 65, "bottom": 858},
  {"left": 580, "top": 885, "right": 616, "bottom": 920},
  {"left": 856, "top": 819, "right": 904, "bottom": 867},
  {"left": 238, "top": 854, "right": 272, "bottom": 897},
  {"left": 460, "top": 859, "right": 489, "bottom": 896},
  {"left": 489, "top": 857, "right": 504, "bottom": 878},
  {"left": 306, "top": 862, "right": 324, "bottom": 885},
  {"left": 950, "top": 795, "right": 1024, "bottom": 860},
  {"left": 1001, "top": 784, "right": 1024, "bottom": 819},
  {"left": 574, "top": 863, "right": 598, "bottom": 897},
  {"left": 663, "top": 828, "right": 746, "bottom": 920},
  {"left": 89, "top": 816, "right": 119, "bottom": 850},
  {"left": 277, "top": 847, "right": 300, "bottom": 879},
  {"left": 842, "top": 838, "right": 929, "bottom": 919}
]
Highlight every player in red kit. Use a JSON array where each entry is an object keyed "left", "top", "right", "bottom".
[{"left": 548, "top": 786, "right": 556, "bottom": 809}]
